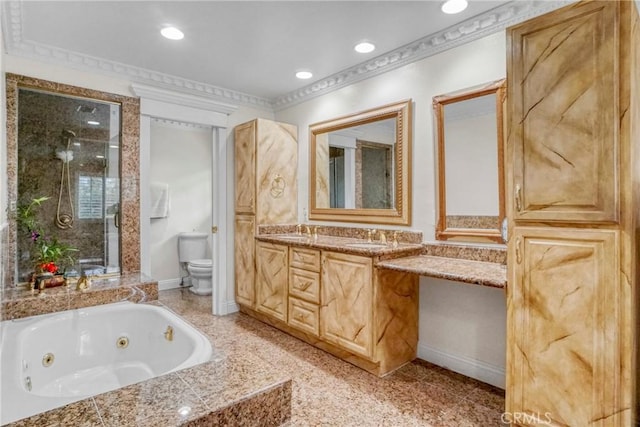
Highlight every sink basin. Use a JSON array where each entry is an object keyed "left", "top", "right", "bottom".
[{"left": 346, "top": 243, "right": 388, "bottom": 249}]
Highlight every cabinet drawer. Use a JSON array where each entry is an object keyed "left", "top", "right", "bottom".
[
  {"left": 289, "top": 247, "right": 320, "bottom": 272},
  {"left": 289, "top": 268, "right": 320, "bottom": 304},
  {"left": 288, "top": 297, "right": 319, "bottom": 336}
]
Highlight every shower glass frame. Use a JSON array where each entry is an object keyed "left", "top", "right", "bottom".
[{"left": 5, "top": 74, "right": 141, "bottom": 286}]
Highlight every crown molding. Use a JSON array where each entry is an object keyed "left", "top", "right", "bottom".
[
  {"left": 3, "top": 0, "right": 573, "bottom": 113},
  {"left": 151, "top": 117, "right": 213, "bottom": 131},
  {"left": 2, "top": 1, "right": 272, "bottom": 111},
  {"left": 131, "top": 83, "right": 238, "bottom": 115},
  {"left": 272, "top": 0, "right": 574, "bottom": 110}
]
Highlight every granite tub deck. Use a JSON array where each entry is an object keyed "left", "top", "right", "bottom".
[
  {"left": 2, "top": 277, "right": 292, "bottom": 427},
  {"left": 1, "top": 272, "right": 158, "bottom": 320},
  {"left": 160, "top": 289, "right": 506, "bottom": 426}
]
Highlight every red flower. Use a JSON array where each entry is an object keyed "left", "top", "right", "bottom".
[{"left": 41, "top": 262, "right": 58, "bottom": 274}]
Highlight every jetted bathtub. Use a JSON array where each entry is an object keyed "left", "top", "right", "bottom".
[{"left": 0, "top": 301, "right": 212, "bottom": 425}]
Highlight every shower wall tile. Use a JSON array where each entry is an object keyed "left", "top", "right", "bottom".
[{"left": 4, "top": 74, "right": 140, "bottom": 287}]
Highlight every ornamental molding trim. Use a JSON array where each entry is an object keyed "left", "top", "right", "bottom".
[
  {"left": 272, "top": 0, "right": 574, "bottom": 110},
  {"left": 151, "top": 117, "right": 213, "bottom": 131},
  {"left": 131, "top": 83, "right": 238, "bottom": 115},
  {"left": 3, "top": 0, "right": 573, "bottom": 112}
]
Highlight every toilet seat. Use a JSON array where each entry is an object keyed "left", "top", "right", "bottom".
[{"left": 189, "top": 259, "right": 212, "bottom": 268}]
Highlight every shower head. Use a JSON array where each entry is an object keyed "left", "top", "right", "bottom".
[{"left": 61, "top": 129, "right": 76, "bottom": 138}]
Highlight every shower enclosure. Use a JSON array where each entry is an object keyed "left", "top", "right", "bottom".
[{"left": 16, "top": 88, "right": 121, "bottom": 281}]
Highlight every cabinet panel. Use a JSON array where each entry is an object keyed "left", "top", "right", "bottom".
[
  {"left": 255, "top": 119, "right": 298, "bottom": 224},
  {"left": 255, "top": 242, "right": 288, "bottom": 321},
  {"left": 507, "top": 228, "right": 619, "bottom": 426},
  {"left": 234, "top": 121, "right": 256, "bottom": 214},
  {"left": 320, "top": 251, "right": 373, "bottom": 359},
  {"left": 234, "top": 215, "right": 255, "bottom": 307},
  {"left": 289, "top": 247, "right": 320, "bottom": 272},
  {"left": 509, "top": 1, "right": 618, "bottom": 223},
  {"left": 289, "top": 267, "right": 320, "bottom": 304},
  {"left": 288, "top": 297, "right": 319, "bottom": 336}
]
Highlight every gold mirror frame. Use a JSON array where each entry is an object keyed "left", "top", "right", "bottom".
[
  {"left": 433, "top": 80, "right": 506, "bottom": 243},
  {"left": 5, "top": 74, "right": 140, "bottom": 285},
  {"left": 309, "top": 99, "right": 412, "bottom": 225}
]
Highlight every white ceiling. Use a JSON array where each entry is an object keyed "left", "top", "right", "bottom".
[{"left": 16, "top": 1, "right": 510, "bottom": 101}]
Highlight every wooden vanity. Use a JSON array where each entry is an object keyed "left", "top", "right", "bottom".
[{"left": 240, "top": 234, "right": 423, "bottom": 377}]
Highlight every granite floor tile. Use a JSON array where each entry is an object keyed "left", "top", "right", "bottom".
[
  {"left": 159, "top": 288, "right": 505, "bottom": 427},
  {"left": 93, "top": 372, "right": 207, "bottom": 427}
]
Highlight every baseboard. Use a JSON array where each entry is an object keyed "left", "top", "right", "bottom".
[
  {"left": 417, "top": 343, "right": 505, "bottom": 389},
  {"left": 158, "top": 278, "right": 182, "bottom": 291},
  {"left": 226, "top": 300, "right": 239, "bottom": 314}
]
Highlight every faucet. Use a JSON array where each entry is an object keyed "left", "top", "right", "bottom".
[
  {"left": 305, "top": 225, "right": 312, "bottom": 238},
  {"left": 392, "top": 231, "right": 399, "bottom": 248},
  {"left": 313, "top": 226, "right": 318, "bottom": 241},
  {"left": 296, "top": 224, "right": 302, "bottom": 235},
  {"left": 367, "top": 229, "right": 377, "bottom": 243},
  {"left": 76, "top": 274, "right": 91, "bottom": 292},
  {"left": 164, "top": 325, "right": 174, "bottom": 341},
  {"left": 379, "top": 231, "right": 387, "bottom": 244}
]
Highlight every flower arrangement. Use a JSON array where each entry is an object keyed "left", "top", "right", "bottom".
[{"left": 15, "top": 196, "right": 78, "bottom": 275}]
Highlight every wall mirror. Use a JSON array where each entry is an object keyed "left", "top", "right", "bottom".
[
  {"left": 310, "top": 99, "right": 412, "bottom": 225},
  {"left": 433, "top": 79, "right": 506, "bottom": 243},
  {"left": 6, "top": 74, "right": 140, "bottom": 285}
]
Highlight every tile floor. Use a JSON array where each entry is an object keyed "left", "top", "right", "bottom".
[{"left": 160, "top": 288, "right": 506, "bottom": 427}]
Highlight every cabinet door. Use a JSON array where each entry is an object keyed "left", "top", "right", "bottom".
[
  {"left": 320, "top": 251, "right": 373, "bottom": 359},
  {"left": 234, "top": 215, "right": 255, "bottom": 307},
  {"left": 234, "top": 121, "right": 256, "bottom": 214},
  {"left": 255, "top": 119, "right": 298, "bottom": 224},
  {"left": 508, "top": 1, "right": 618, "bottom": 223},
  {"left": 255, "top": 241, "right": 288, "bottom": 322},
  {"left": 507, "top": 228, "right": 619, "bottom": 426}
]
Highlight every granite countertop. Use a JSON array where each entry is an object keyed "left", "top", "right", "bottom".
[
  {"left": 376, "top": 255, "right": 507, "bottom": 289},
  {"left": 255, "top": 234, "right": 423, "bottom": 258}
]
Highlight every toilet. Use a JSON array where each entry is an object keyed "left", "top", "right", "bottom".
[{"left": 178, "top": 232, "right": 213, "bottom": 295}]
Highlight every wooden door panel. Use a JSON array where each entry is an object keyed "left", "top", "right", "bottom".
[
  {"left": 234, "top": 121, "right": 256, "bottom": 214},
  {"left": 508, "top": 228, "right": 618, "bottom": 426},
  {"left": 509, "top": 1, "right": 618, "bottom": 223},
  {"left": 320, "top": 251, "right": 373, "bottom": 359},
  {"left": 234, "top": 215, "right": 255, "bottom": 307},
  {"left": 255, "top": 242, "right": 288, "bottom": 321}
]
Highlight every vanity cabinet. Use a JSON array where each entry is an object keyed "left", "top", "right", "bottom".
[
  {"left": 506, "top": 1, "right": 639, "bottom": 425},
  {"left": 255, "top": 242, "right": 288, "bottom": 322},
  {"left": 243, "top": 242, "right": 419, "bottom": 377},
  {"left": 233, "top": 119, "right": 297, "bottom": 308},
  {"left": 320, "top": 251, "right": 373, "bottom": 359}
]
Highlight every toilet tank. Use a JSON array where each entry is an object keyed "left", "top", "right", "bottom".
[{"left": 178, "top": 232, "right": 208, "bottom": 262}]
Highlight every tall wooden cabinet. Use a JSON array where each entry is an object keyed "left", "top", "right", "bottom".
[
  {"left": 234, "top": 119, "right": 298, "bottom": 308},
  {"left": 506, "top": 1, "right": 639, "bottom": 425}
]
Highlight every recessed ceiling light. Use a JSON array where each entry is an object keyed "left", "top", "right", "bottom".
[
  {"left": 87, "top": 120, "right": 100, "bottom": 126},
  {"left": 441, "top": 0, "right": 468, "bottom": 14},
  {"left": 96, "top": 155, "right": 105, "bottom": 159},
  {"left": 296, "top": 71, "right": 313, "bottom": 80},
  {"left": 109, "top": 145, "right": 119, "bottom": 149},
  {"left": 354, "top": 42, "right": 375, "bottom": 54},
  {"left": 161, "top": 26, "right": 184, "bottom": 40}
]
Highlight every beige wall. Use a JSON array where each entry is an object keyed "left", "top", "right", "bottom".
[
  {"left": 149, "top": 120, "right": 212, "bottom": 286},
  {"left": 276, "top": 31, "right": 507, "bottom": 387}
]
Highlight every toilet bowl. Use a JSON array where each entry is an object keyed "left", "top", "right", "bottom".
[{"left": 187, "top": 258, "right": 213, "bottom": 295}]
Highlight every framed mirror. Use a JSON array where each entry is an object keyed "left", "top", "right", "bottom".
[
  {"left": 309, "top": 99, "right": 412, "bottom": 225},
  {"left": 433, "top": 79, "right": 506, "bottom": 243},
  {"left": 5, "top": 74, "right": 140, "bottom": 285}
]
